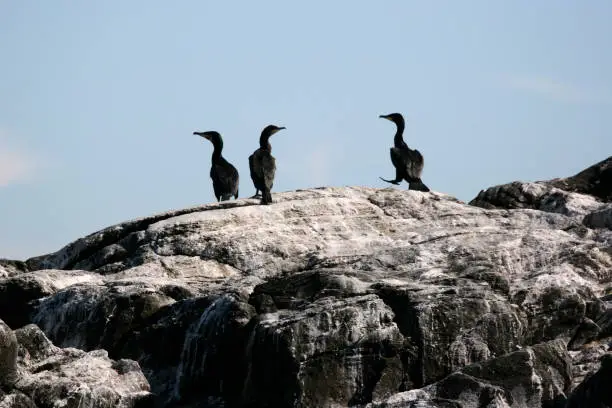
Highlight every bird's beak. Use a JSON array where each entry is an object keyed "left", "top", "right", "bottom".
[
  {"left": 194, "top": 131, "right": 211, "bottom": 140},
  {"left": 379, "top": 114, "right": 390, "bottom": 120}
]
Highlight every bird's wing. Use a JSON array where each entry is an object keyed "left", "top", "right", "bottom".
[
  {"left": 390, "top": 148, "right": 403, "bottom": 171},
  {"left": 261, "top": 154, "right": 276, "bottom": 190},
  {"left": 249, "top": 152, "right": 262, "bottom": 188},
  {"left": 404, "top": 148, "right": 424, "bottom": 180},
  {"left": 212, "top": 159, "right": 239, "bottom": 193},
  {"left": 249, "top": 150, "right": 266, "bottom": 190},
  {"left": 392, "top": 147, "right": 424, "bottom": 181},
  {"left": 250, "top": 149, "right": 276, "bottom": 190},
  {"left": 248, "top": 153, "right": 255, "bottom": 175}
]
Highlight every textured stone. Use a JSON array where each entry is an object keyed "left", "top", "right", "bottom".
[
  {"left": 365, "top": 340, "right": 571, "bottom": 408},
  {"left": 0, "top": 320, "right": 151, "bottom": 408},
  {"left": 566, "top": 353, "right": 612, "bottom": 408},
  {"left": 1, "top": 158, "right": 611, "bottom": 407}
]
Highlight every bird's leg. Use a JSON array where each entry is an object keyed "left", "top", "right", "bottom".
[
  {"left": 250, "top": 189, "right": 261, "bottom": 198},
  {"left": 379, "top": 168, "right": 403, "bottom": 185}
]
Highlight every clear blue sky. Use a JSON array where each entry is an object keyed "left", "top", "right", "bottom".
[{"left": 1, "top": 1, "right": 611, "bottom": 260}]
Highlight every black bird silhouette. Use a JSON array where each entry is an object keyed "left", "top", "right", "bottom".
[
  {"left": 379, "top": 113, "right": 430, "bottom": 192},
  {"left": 249, "top": 125, "right": 285, "bottom": 204},
  {"left": 193, "top": 130, "right": 239, "bottom": 201}
]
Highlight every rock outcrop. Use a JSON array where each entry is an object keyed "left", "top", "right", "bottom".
[
  {"left": 366, "top": 339, "right": 572, "bottom": 408},
  {"left": 469, "top": 156, "right": 612, "bottom": 211},
  {"left": 0, "top": 319, "right": 151, "bottom": 407},
  {"left": 0, "top": 157, "right": 611, "bottom": 407}
]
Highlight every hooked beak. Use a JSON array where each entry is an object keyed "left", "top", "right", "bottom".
[{"left": 379, "top": 114, "right": 390, "bottom": 121}]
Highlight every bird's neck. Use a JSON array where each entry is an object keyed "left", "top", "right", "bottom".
[
  {"left": 393, "top": 123, "right": 405, "bottom": 147},
  {"left": 211, "top": 141, "right": 223, "bottom": 161},
  {"left": 259, "top": 135, "right": 272, "bottom": 151}
]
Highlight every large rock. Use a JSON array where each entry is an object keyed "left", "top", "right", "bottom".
[
  {"left": 0, "top": 269, "right": 102, "bottom": 330},
  {"left": 364, "top": 339, "right": 571, "bottom": 408},
  {"left": 32, "top": 277, "right": 177, "bottom": 354},
  {"left": 0, "top": 259, "right": 27, "bottom": 279},
  {"left": 550, "top": 157, "right": 612, "bottom": 202},
  {"left": 1, "top": 158, "right": 611, "bottom": 407},
  {"left": 584, "top": 207, "right": 612, "bottom": 230},
  {"left": 0, "top": 319, "right": 151, "bottom": 408},
  {"left": 0, "top": 320, "right": 18, "bottom": 388},
  {"left": 470, "top": 156, "right": 612, "bottom": 210},
  {"left": 566, "top": 353, "right": 612, "bottom": 408}
]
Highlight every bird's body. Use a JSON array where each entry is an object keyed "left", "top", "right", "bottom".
[
  {"left": 249, "top": 125, "right": 285, "bottom": 204},
  {"left": 379, "top": 113, "right": 430, "bottom": 192},
  {"left": 194, "top": 131, "right": 239, "bottom": 201},
  {"left": 210, "top": 155, "right": 240, "bottom": 201},
  {"left": 249, "top": 149, "right": 276, "bottom": 203}
]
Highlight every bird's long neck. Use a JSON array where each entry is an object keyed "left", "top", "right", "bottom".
[
  {"left": 211, "top": 140, "right": 224, "bottom": 162},
  {"left": 259, "top": 134, "right": 272, "bottom": 151},
  {"left": 393, "top": 122, "right": 405, "bottom": 148}
]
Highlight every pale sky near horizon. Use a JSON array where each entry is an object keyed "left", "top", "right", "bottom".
[{"left": 1, "top": 1, "right": 611, "bottom": 260}]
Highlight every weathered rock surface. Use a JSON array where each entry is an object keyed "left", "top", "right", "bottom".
[
  {"left": 1, "top": 158, "right": 611, "bottom": 407},
  {"left": 470, "top": 156, "right": 612, "bottom": 210},
  {"left": 0, "top": 269, "right": 101, "bottom": 330},
  {"left": 566, "top": 353, "right": 612, "bottom": 408},
  {"left": 0, "top": 319, "right": 151, "bottom": 407},
  {"left": 365, "top": 339, "right": 572, "bottom": 408},
  {"left": 0, "top": 259, "right": 27, "bottom": 279}
]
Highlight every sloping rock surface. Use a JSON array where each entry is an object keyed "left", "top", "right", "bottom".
[
  {"left": 469, "top": 156, "right": 612, "bottom": 210},
  {"left": 1, "top": 158, "right": 611, "bottom": 407}
]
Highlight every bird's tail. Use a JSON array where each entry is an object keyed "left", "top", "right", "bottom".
[
  {"left": 261, "top": 188, "right": 273, "bottom": 205},
  {"left": 379, "top": 176, "right": 402, "bottom": 185},
  {"left": 409, "top": 179, "right": 430, "bottom": 192}
]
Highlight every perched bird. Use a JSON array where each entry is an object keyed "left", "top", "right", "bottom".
[
  {"left": 379, "top": 113, "right": 430, "bottom": 192},
  {"left": 249, "top": 125, "right": 285, "bottom": 204},
  {"left": 193, "top": 130, "right": 239, "bottom": 201}
]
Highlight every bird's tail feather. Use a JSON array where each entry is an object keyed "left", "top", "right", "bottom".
[
  {"left": 379, "top": 176, "right": 401, "bottom": 185},
  {"left": 409, "top": 180, "right": 430, "bottom": 192},
  {"left": 261, "top": 188, "right": 273, "bottom": 205}
]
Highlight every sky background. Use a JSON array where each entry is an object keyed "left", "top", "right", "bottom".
[{"left": 1, "top": 1, "right": 611, "bottom": 260}]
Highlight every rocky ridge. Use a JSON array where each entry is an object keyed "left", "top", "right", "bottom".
[{"left": 0, "top": 157, "right": 610, "bottom": 407}]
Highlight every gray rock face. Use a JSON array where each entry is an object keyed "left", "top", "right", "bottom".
[
  {"left": 0, "top": 269, "right": 100, "bottom": 330},
  {"left": 470, "top": 156, "right": 612, "bottom": 210},
  {"left": 584, "top": 207, "right": 612, "bottom": 230},
  {"left": 1, "top": 158, "right": 611, "bottom": 407},
  {"left": 0, "top": 320, "right": 151, "bottom": 408},
  {"left": 566, "top": 353, "right": 612, "bottom": 408},
  {"left": 366, "top": 339, "right": 571, "bottom": 408},
  {"left": 0, "top": 259, "right": 27, "bottom": 279},
  {"left": 0, "top": 320, "right": 18, "bottom": 388}
]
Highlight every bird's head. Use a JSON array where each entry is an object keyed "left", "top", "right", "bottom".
[
  {"left": 261, "top": 124, "right": 286, "bottom": 138},
  {"left": 379, "top": 113, "right": 405, "bottom": 127},
  {"left": 193, "top": 131, "right": 222, "bottom": 144}
]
